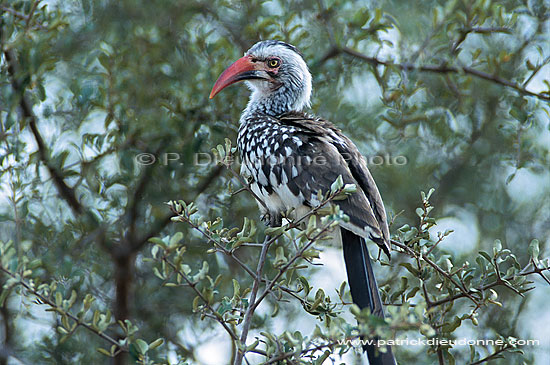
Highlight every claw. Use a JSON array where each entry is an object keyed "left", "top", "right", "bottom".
[
  {"left": 261, "top": 212, "right": 271, "bottom": 226},
  {"left": 269, "top": 213, "right": 282, "bottom": 227}
]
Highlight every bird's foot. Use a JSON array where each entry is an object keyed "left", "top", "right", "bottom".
[
  {"left": 260, "top": 212, "right": 271, "bottom": 226},
  {"left": 261, "top": 212, "right": 282, "bottom": 227},
  {"left": 269, "top": 213, "right": 282, "bottom": 227}
]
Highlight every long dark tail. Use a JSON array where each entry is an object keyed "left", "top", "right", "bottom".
[{"left": 342, "top": 229, "right": 396, "bottom": 365}]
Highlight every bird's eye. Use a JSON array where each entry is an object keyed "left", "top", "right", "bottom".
[{"left": 267, "top": 58, "right": 280, "bottom": 68}]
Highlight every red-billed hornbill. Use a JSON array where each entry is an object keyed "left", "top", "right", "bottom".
[{"left": 210, "top": 40, "right": 396, "bottom": 365}]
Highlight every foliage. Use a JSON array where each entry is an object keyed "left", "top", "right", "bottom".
[{"left": 1, "top": 0, "right": 549, "bottom": 364}]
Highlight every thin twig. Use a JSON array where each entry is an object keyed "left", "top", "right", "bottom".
[
  {"left": 3, "top": 49, "right": 83, "bottom": 214},
  {"left": 263, "top": 339, "right": 342, "bottom": 364},
  {"left": 234, "top": 236, "right": 272, "bottom": 365},
  {"left": 320, "top": 46, "right": 550, "bottom": 102},
  {"left": 427, "top": 259, "right": 549, "bottom": 307},
  {"left": 0, "top": 5, "right": 47, "bottom": 30},
  {"left": 522, "top": 56, "right": 550, "bottom": 87},
  {"left": 468, "top": 27, "right": 513, "bottom": 34},
  {"left": 250, "top": 222, "right": 334, "bottom": 314},
  {"left": 169, "top": 208, "right": 257, "bottom": 279},
  {"left": 0, "top": 265, "right": 123, "bottom": 351},
  {"left": 469, "top": 344, "right": 511, "bottom": 365},
  {"left": 161, "top": 258, "right": 239, "bottom": 342},
  {"left": 225, "top": 165, "right": 268, "bottom": 211},
  {"left": 425, "top": 234, "right": 446, "bottom": 256},
  {"left": 523, "top": 258, "right": 550, "bottom": 285},
  {"left": 131, "top": 167, "right": 225, "bottom": 253},
  {"left": 391, "top": 239, "right": 479, "bottom": 305},
  {"left": 25, "top": 0, "right": 40, "bottom": 30}
]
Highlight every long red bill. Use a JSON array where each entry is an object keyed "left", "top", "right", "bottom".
[{"left": 209, "top": 56, "right": 256, "bottom": 99}]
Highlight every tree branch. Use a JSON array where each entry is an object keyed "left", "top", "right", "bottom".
[
  {"left": 233, "top": 236, "right": 271, "bottom": 365},
  {"left": 469, "top": 344, "right": 511, "bottom": 365},
  {"left": 0, "top": 5, "right": 47, "bottom": 30},
  {"left": 523, "top": 56, "right": 550, "bottom": 87},
  {"left": 321, "top": 46, "right": 550, "bottom": 102},
  {"left": 251, "top": 222, "right": 334, "bottom": 314},
  {"left": 161, "top": 257, "right": 240, "bottom": 343},
  {"left": 2, "top": 49, "right": 83, "bottom": 215},
  {"left": 394, "top": 247, "right": 550, "bottom": 308},
  {"left": 0, "top": 265, "right": 124, "bottom": 352},
  {"left": 391, "top": 239, "right": 479, "bottom": 305}
]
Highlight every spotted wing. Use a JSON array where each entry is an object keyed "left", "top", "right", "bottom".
[{"left": 277, "top": 112, "right": 391, "bottom": 255}]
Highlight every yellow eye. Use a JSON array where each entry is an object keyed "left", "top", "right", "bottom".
[{"left": 267, "top": 59, "right": 280, "bottom": 68}]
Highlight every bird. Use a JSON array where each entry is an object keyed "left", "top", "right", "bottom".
[{"left": 210, "top": 40, "right": 396, "bottom": 365}]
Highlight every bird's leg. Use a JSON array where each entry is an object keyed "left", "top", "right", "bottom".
[
  {"left": 260, "top": 212, "right": 271, "bottom": 226},
  {"left": 260, "top": 210, "right": 283, "bottom": 227},
  {"left": 269, "top": 212, "right": 282, "bottom": 227}
]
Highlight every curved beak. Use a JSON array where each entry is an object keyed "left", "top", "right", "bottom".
[{"left": 210, "top": 55, "right": 263, "bottom": 99}]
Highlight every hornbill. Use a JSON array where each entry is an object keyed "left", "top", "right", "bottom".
[{"left": 210, "top": 40, "right": 396, "bottom": 365}]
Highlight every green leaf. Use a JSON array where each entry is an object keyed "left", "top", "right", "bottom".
[
  {"left": 224, "top": 138, "right": 232, "bottom": 155},
  {"left": 246, "top": 339, "right": 260, "bottom": 351},
  {"left": 315, "top": 350, "right": 331, "bottom": 364},
  {"left": 330, "top": 175, "right": 344, "bottom": 194},
  {"left": 274, "top": 246, "right": 287, "bottom": 267},
  {"left": 399, "top": 262, "right": 419, "bottom": 276},
  {"left": 399, "top": 224, "right": 410, "bottom": 232},
  {"left": 432, "top": 6, "right": 439, "bottom": 26},
  {"left": 426, "top": 188, "right": 435, "bottom": 201},
  {"left": 134, "top": 339, "right": 148, "bottom": 354},
  {"left": 420, "top": 324, "right": 435, "bottom": 337},
  {"left": 298, "top": 276, "right": 311, "bottom": 295},
  {"left": 55, "top": 292, "right": 63, "bottom": 307},
  {"left": 153, "top": 267, "right": 165, "bottom": 280},
  {"left": 169, "top": 232, "right": 184, "bottom": 247},
  {"left": 493, "top": 239, "right": 502, "bottom": 255},
  {"left": 217, "top": 298, "right": 233, "bottom": 315},
  {"left": 265, "top": 226, "right": 285, "bottom": 236},
  {"left": 338, "top": 281, "right": 347, "bottom": 297},
  {"left": 192, "top": 296, "right": 200, "bottom": 312},
  {"left": 528, "top": 239, "right": 540, "bottom": 262},
  {"left": 406, "top": 286, "right": 420, "bottom": 300},
  {"left": 479, "top": 251, "right": 492, "bottom": 262},
  {"left": 441, "top": 316, "right": 462, "bottom": 333},
  {"left": 232, "top": 279, "right": 240, "bottom": 297},
  {"left": 97, "top": 348, "right": 112, "bottom": 357},
  {"left": 0, "top": 286, "right": 13, "bottom": 307},
  {"left": 149, "top": 237, "right": 166, "bottom": 247},
  {"left": 216, "top": 144, "right": 225, "bottom": 160},
  {"left": 98, "top": 53, "right": 110, "bottom": 69}
]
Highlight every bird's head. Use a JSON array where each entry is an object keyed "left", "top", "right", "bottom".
[{"left": 210, "top": 40, "right": 312, "bottom": 113}]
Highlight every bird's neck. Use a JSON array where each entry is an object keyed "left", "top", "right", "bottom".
[
  {"left": 243, "top": 86, "right": 296, "bottom": 117},
  {"left": 243, "top": 81, "right": 311, "bottom": 119}
]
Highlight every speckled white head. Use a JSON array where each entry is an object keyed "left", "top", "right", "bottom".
[{"left": 244, "top": 40, "right": 312, "bottom": 112}]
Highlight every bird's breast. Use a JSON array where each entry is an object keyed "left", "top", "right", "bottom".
[{"left": 237, "top": 120, "right": 307, "bottom": 216}]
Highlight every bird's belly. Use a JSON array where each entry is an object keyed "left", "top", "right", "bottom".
[
  {"left": 249, "top": 180, "right": 307, "bottom": 216},
  {"left": 249, "top": 181, "right": 285, "bottom": 213},
  {"left": 243, "top": 159, "right": 307, "bottom": 219}
]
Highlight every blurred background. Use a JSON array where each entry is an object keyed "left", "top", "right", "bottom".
[{"left": 1, "top": 0, "right": 549, "bottom": 364}]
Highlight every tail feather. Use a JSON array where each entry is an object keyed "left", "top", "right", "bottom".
[{"left": 342, "top": 229, "right": 396, "bottom": 365}]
